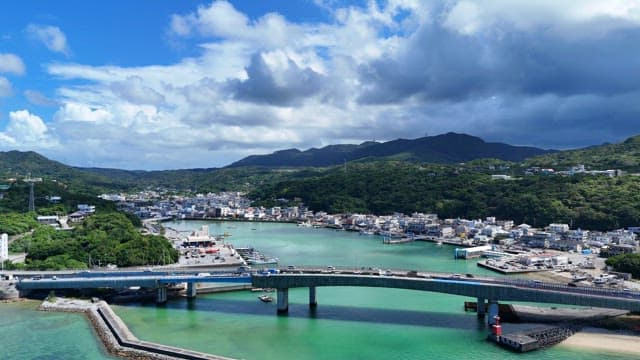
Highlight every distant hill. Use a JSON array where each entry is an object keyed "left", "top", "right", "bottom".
[
  {"left": 0, "top": 150, "right": 130, "bottom": 194},
  {"left": 228, "top": 133, "right": 554, "bottom": 167},
  {"left": 0, "top": 151, "right": 307, "bottom": 194},
  {"left": 525, "top": 135, "right": 640, "bottom": 172}
]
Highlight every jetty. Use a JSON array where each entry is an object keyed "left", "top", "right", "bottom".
[
  {"left": 490, "top": 325, "right": 577, "bottom": 352},
  {"left": 39, "top": 297, "right": 235, "bottom": 360}
]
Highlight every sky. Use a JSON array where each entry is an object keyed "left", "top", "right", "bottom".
[{"left": 1, "top": 0, "right": 640, "bottom": 170}]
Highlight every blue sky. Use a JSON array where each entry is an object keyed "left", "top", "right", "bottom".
[{"left": 1, "top": 1, "right": 640, "bottom": 170}]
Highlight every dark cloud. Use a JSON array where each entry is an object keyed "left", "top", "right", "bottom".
[
  {"left": 228, "top": 53, "right": 325, "bottom": 106},
  {"left": 357, "top": 24, "right": 640, "bottom": 104},
  {"left": 353, "top": 20, "right": 640, "bottom": 149}
]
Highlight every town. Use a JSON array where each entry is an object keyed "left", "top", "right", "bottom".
[{"left": 83, "top": 189, "right": 638, "bottom": 288}]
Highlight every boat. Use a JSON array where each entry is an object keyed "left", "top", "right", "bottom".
[
  {"left": 258, "top": 294, "right": 273, "bottom": 302},
  {"left": 247, "top": 257, "right": 279, "bottom": 265}
]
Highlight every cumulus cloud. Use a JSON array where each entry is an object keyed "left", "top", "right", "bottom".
[
  {"left": 0, "top": 53, "right": 26, "bottom": 75},
  {"left": 17, "top": 0, "right": 640, "bottom": 169},
  {"left": 110, "top": 76, "right": 166, "bottom": 106},
  {"left": 169, "top": 0, "right": 298, "bottom": 48},
  {"left": 441, "top": 0, "right": 640, "bottom": 37},
  {"left": 26, "top": 24, "right": 70, "bottom": 55},
  {"left": 228, "top": 52, "right": 326, "bottom": 106},
  {"left": 54, "top": 102, "right": 113, "bottom": 123},
  {"left": 0, "top": 110, "right": 57, "bottom": 148}
]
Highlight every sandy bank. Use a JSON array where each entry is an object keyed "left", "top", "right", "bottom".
[{"left": 560, "top": 328, "right": 640, "bottom": 355}]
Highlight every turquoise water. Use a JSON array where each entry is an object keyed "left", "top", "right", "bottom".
[
  {"left": 0, "top": 301, "right": 116, "bottom": 360},
  {"left": 112, "top": 221, "right": 635, "bottom": 360},
  {"left": 0, "top": 220, "right": 636, "bottom": 359}
]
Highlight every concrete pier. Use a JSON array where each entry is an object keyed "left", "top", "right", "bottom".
[
  {"left": 477, "top": 297, "right": 486, "bottom": 318},
  {"left": 277, "top": 288, "right": 289, "bottom": 314},
  {"left": 156, "top": 286, "right": 167, "bottom": 304},
  {"left": 309, "top": 286, "right": 317, "bottom": 308},
  {"left": 187, "top": 282, "right": 197, "bottom": 298},
  {"left": 488, "top": 300, "right": 499, "bottom": 325}
]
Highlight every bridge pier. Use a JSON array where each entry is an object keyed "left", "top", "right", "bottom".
[
  {"left": 477, "top": 297, "right": 486, "bottom": 318},
  {"left": 487, "top": 299, "right": 499, "bottom": 325},
  {"left": 277, "top": 288, "right": 289, "bottom": 314},
  {"left": 309, "top": 286, "right": 317, "bottom": 308},
  {"left": 156, "top": 286, "right": 167, "bottom": 304},
  {"left": 186, "top": 282, "right": 197, "bottom": 298}
]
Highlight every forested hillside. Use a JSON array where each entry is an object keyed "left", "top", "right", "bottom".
[{"left": 250, "top": 161, "right": 640, "bottom": 230}]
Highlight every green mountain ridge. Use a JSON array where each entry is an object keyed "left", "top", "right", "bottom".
[
  {"left": 1, "top": 133, "right": 639, "bottom": 196},
  {"left": 228, "top": 132, "right": 555, "bottom": 167}
]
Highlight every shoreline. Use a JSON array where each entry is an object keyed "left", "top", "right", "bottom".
[
  {"left": 38, "top": 297, "right": 233, "bottom": 360},
  {"left": 559, "top": 327, "right": 640, "bottom": 355}
]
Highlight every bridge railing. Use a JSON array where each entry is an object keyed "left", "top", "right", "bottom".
[{"left": 272, "top": 266, "right": 640, "bottom": 300}]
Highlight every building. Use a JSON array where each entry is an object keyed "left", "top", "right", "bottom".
[
  {"left": 548, "top": 223, "right": 570, "bottom": 233},
  {"left": 37, "top": 215, "right": 59, "bottom": 227}
]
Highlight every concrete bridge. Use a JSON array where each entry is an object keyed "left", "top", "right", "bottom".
[
  {"left": 15, "top": 271, "right": 251, "bottom": 303},
  {"left": 252, "top": 268, "right": 640, "bottom": 324},
  {"left": 11, "top": 267, "right": 640, "bottom": 325}
]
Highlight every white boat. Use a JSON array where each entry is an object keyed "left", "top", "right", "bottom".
[{"left": 258, "top": 294, "right": 273, "bottom": 302}]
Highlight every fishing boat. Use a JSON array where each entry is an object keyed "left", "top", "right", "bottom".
[{"left": 258, "top": 294, "right": 273, "bottom": 302}]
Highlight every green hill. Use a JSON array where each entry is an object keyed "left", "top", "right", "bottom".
[
  {"left": 525, "top": 135, "right": 640, "bottom": 172},
  {"left": 249, "top": 161, "right": 640, "bottom": 231},
  {"left": 229, "top": 133, "right": 554, "bottom": 167}
]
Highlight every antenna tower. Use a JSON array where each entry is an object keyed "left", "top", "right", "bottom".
[{"left": 24, "top": 174, "right": 42, "bottom": 212}]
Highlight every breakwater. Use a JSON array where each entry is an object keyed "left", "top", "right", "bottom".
[{"left": 39, "top": 297, "right": 234, "bottom": 360}]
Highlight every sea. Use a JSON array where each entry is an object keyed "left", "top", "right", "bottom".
[{"left": 0, "top": 220, "right": 636, "bottom": 360}]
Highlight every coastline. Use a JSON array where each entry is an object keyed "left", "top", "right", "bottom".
[
  {"left": 38, "top": 297, "right": 233, "bottom": 360},
  {"left": 559, "top": 327, "right": 640, "bottom": 355}
]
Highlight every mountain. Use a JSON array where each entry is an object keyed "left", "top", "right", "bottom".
[
  {"left": 228, "top": 133, "right": 554, "bottom": 168},
  {"left": 0, "top": 151, "right": 306, "bottom": 194},
  {"left": 525, "top": 135, "right": 640, "bottom": 172}
]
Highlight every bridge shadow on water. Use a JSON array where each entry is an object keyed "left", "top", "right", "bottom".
[{"left": 121, "top": 297, "right": 489, "bottom": 331}]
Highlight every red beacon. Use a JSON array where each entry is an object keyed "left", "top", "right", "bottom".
[{"left": 491, "top": 315, "right": 502, "bottom": 337}]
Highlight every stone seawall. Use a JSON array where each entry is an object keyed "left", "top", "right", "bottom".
[
  {"left": 0, "top": 280, "right": 20, "bottom": 300},
  {"left": 39, "top": 297, "right": 233, "bottom": 360}
]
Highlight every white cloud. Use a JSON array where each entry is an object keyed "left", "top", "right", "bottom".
[
  {"left": 441, "top": 0, "right": 640, "bottom": 37},
  {"left": 17, "top": 0, "right": 640, "bottom": 170},
  {"left": 26, "top": 24, "right": 70, "bottom": 55},
  {"left": 0, "top": 77, "right": 12, "bottom": 97},
  {"left": 0, "top": 110, "right": 57, "bottom": 148},
  {"left": 54, "top": 102, "right": 113, "bottom": 123},
  {"left": 0, "top": 53, "right": 26, "bottom": 75}
]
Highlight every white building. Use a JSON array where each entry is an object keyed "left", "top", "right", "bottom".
[
  {"left": 548, "top": 223, "right": 570, "bottom": 233},
  {"left": 1, "top": 233, "right": 8, "bottom": 261}
]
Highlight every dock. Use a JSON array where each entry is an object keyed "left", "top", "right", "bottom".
[
  {"left": 382, "top": 236, "right": 414, "bottom": 244},
  {"left": 490, "top": 326, "right": 577, "bottom": 352},
  {"left": 477, "top": 259, "right": 549, "bottom": 274}
]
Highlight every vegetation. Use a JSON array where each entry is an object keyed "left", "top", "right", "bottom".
[
  {"left": 0, "top": 181, "right": 117, "bottom": 214},
  {"left": 0, "top": 212, "right": 38, "bottom": 235},
  {"left": 606, "top": 254, "right": 640, "bottom": 279},
  {"left": 7, "top": 212, "right": 178, "bottom": 270},
  {"left": 0, "top": 150, "right": 315, "bottom": 194},
  {"left": 229, "top": 132, "right": 552, "bottom": 167},
  {"left": 250, "top": 161, "right": 640, "bottom": 230},
  {"left": 525, "top": 135, "right": 640, "bottom": 172}
]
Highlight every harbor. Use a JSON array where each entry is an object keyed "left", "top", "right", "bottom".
[{"left": 2, "top": 221, "right": 639, "bottom": 360}]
